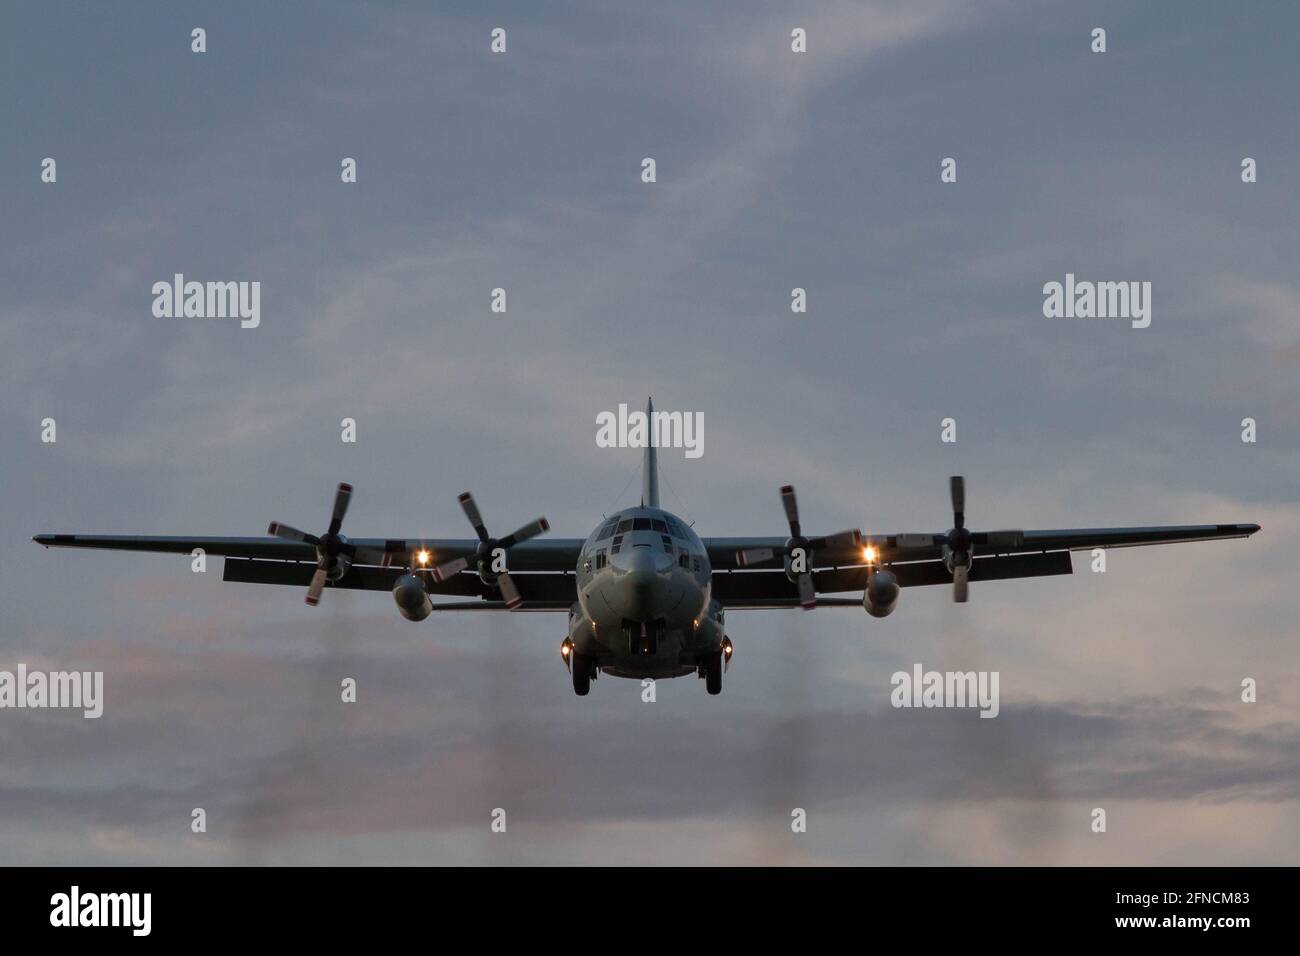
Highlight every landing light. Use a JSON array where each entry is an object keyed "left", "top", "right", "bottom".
[
  {"left": 862, "top": 545, "right": 877, "bottom": 564},
  {"left": 417, "top": 550, "right": 430, "bottom": 565}
]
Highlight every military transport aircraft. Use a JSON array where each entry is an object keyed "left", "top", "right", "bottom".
[{"left": 33, "top": 400, "right": 1260, "bottom": 696}]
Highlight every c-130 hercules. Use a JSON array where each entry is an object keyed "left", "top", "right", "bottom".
[{"left": 34, "top": 399, "right": 1259, "bottom": 697}]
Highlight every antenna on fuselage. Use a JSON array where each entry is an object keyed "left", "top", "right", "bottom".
[{"left": 640, "top": 396, "right": 659, "bottom": 508}]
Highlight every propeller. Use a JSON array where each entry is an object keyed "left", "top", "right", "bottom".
[
  {"left": 431, "top": 491, "right": 549, "bottom": 610},
  {"left": 898, "top": 476, "right": 1024, "bottom": 603},
  {"left": 267, "top": 482, "right": 354, "bottom": 606},
  {"left": 735, "top": 485, "right": 860, "bottom": 610}
]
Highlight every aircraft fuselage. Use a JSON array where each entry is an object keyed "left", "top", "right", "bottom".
[{"left": 569, "top": 506, "right": 723, "bottom": 680}]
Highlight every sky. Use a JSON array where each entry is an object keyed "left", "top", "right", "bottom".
[{"left": 1, "top": 0, "right": 1298, "bottom": 865}]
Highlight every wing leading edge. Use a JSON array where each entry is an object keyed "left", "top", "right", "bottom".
[
  {"left": 705, "top": 523, "right": 1260, "bottom": 570},
  {"left": 31, "top": 534, "right": 585, "bottom": 571}
]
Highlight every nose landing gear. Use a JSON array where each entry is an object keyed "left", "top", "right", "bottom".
[{"left": 624, "top": 620, "right": 663, "bottom": 656}]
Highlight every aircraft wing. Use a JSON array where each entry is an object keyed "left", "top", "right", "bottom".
[
  {"left": 32, "top": 533, "right": 585, "bottom": 609},
  {"left": 713, "top": 552, "right": 1074, "bottom": 606},
  {"left": 710, "top": 523, "right": 1259, "bottom": 608},
  {"left": 221, "top": 558, "right": 577, "bottom": 607},
  {"left": 31, "top": 534, "right": 585, "bottom": 570},
  {"left": 704, "top": 535, "right": 866, "bottom": 570},
  {"left": 861, "top": 524, "right": 1261, "bottom": 563},
  {"left": 706, "top": 523, "right": 1260, "bottom": 570}
]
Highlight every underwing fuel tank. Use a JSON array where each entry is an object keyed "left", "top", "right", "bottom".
[
  {"left": 864, "top": 569, "right": 899, "bottom": 618},
  {"left": 392, "top": 573, "right": 432, "bottom": 622}
]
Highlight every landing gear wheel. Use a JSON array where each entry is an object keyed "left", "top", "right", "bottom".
[
  {"left": 705, "top": 651, "right": 722, "bottom": 696},
  {"left": 572, "top": 653, "right": 592, "bottom": 696}
]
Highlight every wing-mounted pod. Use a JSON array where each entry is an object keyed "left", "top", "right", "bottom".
[
  {"left": 392, "top": 550, "right": 434, "bottom": 622},
  {"left": 863, "top": 560, "right": 899, "bottom": 618}
]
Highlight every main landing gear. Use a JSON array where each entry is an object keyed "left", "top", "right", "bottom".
[
  {"left": 703, "top": 650, "right": 722, "bottom": 696},
  {"left": 571, "top": 652, "right": 594, "bottom": 696}
]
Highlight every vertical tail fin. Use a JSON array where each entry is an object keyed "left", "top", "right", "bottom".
[{"left": 641, "top": 396, "right": 659, "bottom": 508}]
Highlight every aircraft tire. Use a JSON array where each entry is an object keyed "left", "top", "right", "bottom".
[
  {"left": 705, "top": 651, "right": 722, "bottom": 695},
  {"left": 572, "top": 653, "right": 592, "bottom": 696}
]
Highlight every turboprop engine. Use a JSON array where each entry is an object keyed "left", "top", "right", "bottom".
[
  {"left": 864, "top": 568, "right": 899, "bottom": 618},
  {"left": 392, "top": 573, "right": 432, "bottom": 622}
]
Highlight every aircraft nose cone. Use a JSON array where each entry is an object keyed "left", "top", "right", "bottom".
[{"left": 612, "top": 546, "right": 673, "bottom": 621}]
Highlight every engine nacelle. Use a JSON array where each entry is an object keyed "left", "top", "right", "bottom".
[
  {"left": 326, "top": 554, "right": 352, "bottom": 581},
  {"left": 392, "top": 573, "right": 432, "bottom": 622},
  {"left": 864, "top": 569, "right": 899, "bottom": 618}
]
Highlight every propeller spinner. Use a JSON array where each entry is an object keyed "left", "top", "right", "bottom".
[
  {"left": 735, "top": 485, "right": 860, "bottom": 610},
  {"left": 431, "top": 492, "right": 549, "bottom": 610},
  {"left": 928, "top": 476, "right": 1026, "bottom": 603},
  {"left": 267, "top": 481, "right": 355, "bottom": 606}
]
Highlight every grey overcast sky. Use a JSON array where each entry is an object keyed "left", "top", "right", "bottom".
[{"left": 2, "top": 0, "right": 1298, "bottom": 864}]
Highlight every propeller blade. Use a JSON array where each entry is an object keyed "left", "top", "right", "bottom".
[
  {"left": 797, "top": 572, "right": 816, "bottom": 610},
  {"left": 458, "top": 492, "right": 490, "bottom": 542},
  {"left": 949, "top": 475, "right": 965, "bottom": 528},
  {"left": 780, "top": 485, "right": 801, "bottom": 538},
  {"left": 977, "top": 530, "right": 1025, "bottom": 549},
  {"left": 735, "top": 547, "right": 775, "bottom": 567},
  {"left": 497, "top": 572, "right": 523, "bottom": 610},
  {"left": 952, "top": 565, "right": 969, "bottom": 603},
  {"left": 305, "top": 565, "right": 328, "bottom": 606},
  {"left": 327, "top": 482, "right": 353, "bottom": 536},
  {"left": 896, "top": 533, "right": 938, "bottom": 549},
  {"left": 497, "top": 517, "right": 550, "bottom": 550},
  {"left": 267, "top": 522, "right": 321, "bottom": 546},
  {"left": 808, "top": 529, "right": 862, "bottom": 551},
  {"left": 431, "top": 556, "right": 469, "bottom": 583}
]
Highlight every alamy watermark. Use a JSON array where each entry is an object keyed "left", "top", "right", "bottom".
[
  {"left": 50, "top": 886, "right": 150, "bottom": 936},
  {"left": 1042, "top": 273, "right": 1151, "bottom": 329},
  {"left": 891, "top": 662, "right": 999, "bottom": 718},
  {"left": 0, "top": 664, "right": 103, "bottom": 718},
  {"left": 151, "top": 273, "right": 260, "bottom": 329},
  {"left": 595, "top": 403, "right": 704, "bottom": 459}
]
